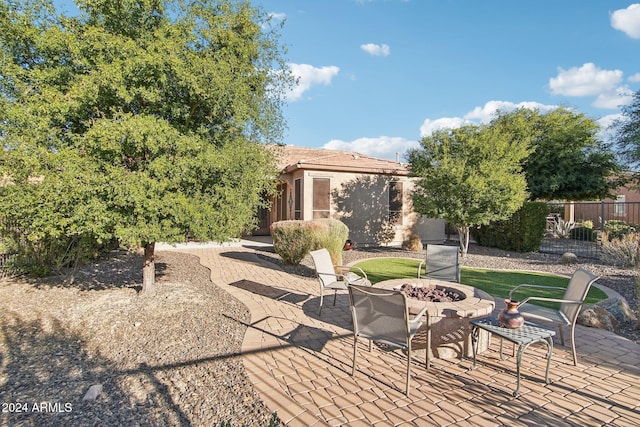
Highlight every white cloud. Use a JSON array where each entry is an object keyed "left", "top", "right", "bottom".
[
  {"left": 593, "top": 86, "right": 634, "bottom": 109},
  {"left": 597, "top": 113, "right": 623, "bottom": 143},
  {"left": 597, "top": 113, "right": 622, "bottom": 130},
  {"left": 360, "top": 43, "right": 391, "bottom": 57},
  {"left": 323, "top": 136, "right": 418, "bottom": 161},
  {"left": 285, "top": 63, "right": 340, "bottom": 101},
  {"left": 419, "top": 117, "right": 472, "bottom": 137},
  {"left": 419, "top": 100, "right": 559, "bottom": 137},
  {"left": 629, "top": 72, "right": 640, "bottom": 83},
  {"left": 463, "top": 100, "right": 558, "bottom": 123},
  {"left": 611, "top": 3, "right": 640, "bottom": 39},
  {"left": 549, "top": 63, "right": 623, "bottom": 97}
]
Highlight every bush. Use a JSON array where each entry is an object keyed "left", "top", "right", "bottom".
[
  {"left": 553, "top": 218, "right": 576, "bottom": 238},
  {"left": 601, "top": 231, "right": 640, "bottom": 267},
  {"left": 581, "top": 220, "right": 593, "bottom": 229},
  {"left": 313, "top": 219, "right": 349, "bottom": 267},
  {"left": 569, "top": 226, "right": 598, "bottom": 242},
  {"left": 472, "top": 202, "right": 548, "bottom": 252},
  {"left": 604, "top": 220, "right": 636, "bottom": 242},
  {"left": 271, "top": 221, "right": 321, "bottom": 264},
  {"left": 270, "top": 219, "right": 349, "bottom": 266},
  {"left": 402, "top": 234, "right": 423, "bottom": 252},
  {"left": 1, "top": 231, "right": 113, "bottom": 277}
]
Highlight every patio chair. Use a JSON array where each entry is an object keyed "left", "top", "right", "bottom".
[
  {"left": 417, "top": 244, "right": 460, "bottom": 282},
  {"left": 509, "top": 268, "right": 599, "bottom": 366},
  {"left": 310, "top": 248, "right": 370, "bottom": 315},
  {"left": 348, "top": 283, "right": 428, "bottom": 396}
]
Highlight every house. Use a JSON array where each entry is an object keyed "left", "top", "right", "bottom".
[
  {"left": 563, "top": 182, "right": 640, "bottom": 228},
  {"left": 255, "top": 145, "right": 445, "bottom": 247}
]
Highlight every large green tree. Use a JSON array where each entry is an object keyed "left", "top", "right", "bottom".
[
  {"left": 0, "top": 0, "right": 292, "bottom": 291},
  {"left": 613, "top": 90, "right": 640, "bottom": 170},
  {"left": 493, "top": 108, "right": 624, "bottom": 201},
  {"left": 408, "top": 123, "right": 531, "bottom": 256}
]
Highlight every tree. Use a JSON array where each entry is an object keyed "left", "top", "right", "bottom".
[
  {"left": 0, "top": 0, "right": 292, "bottom": 291},
  {"left": 613, "top": 90, "right": 640, "bottom": 170},
  {"left": 493, "top": 108, "right": 625, "bottom": 201},
  {"left": 408, "top": 124, "right": 531, "bottom": 257}
]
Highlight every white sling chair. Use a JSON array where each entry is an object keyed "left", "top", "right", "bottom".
[{"left": 310, "top": 248, "right": 370, "bottom": 315}]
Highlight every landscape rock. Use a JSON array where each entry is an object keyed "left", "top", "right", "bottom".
[
  {"left": 592, "top": 297, "right": 637, "bottom": 324},
  {"left": 82, "top": 384, "right": 103, "bottom": 401},
  {"left": 578, "top": 306, "right": 619, "bottom": 331},
  {"left": 561, "top": 252, "right": 578, "bottom": 265}
]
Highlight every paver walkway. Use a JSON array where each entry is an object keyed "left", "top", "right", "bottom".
[{"left": 174, "top": 245, "right": 640, "bottom": 426}]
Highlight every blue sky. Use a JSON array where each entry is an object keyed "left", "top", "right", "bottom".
[
  {"left": 256, "top": 0, "right": 640, "bottom": 160},
  {"left": 53, "top": 1, "right": 640, "bottom": 161}
]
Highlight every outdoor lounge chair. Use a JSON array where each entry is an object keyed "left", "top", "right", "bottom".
[
  {"left": 417, "top": 244, "right": 460, "bottom": 282},
  {"left": 310, "top": 248, "right": 370, "bottom": 315},
  {"left": 348, "top": 283, "right": 428, "bottom": 396},
  {"left": 509, "top": 268, "right": 599, "bottom": 366}
]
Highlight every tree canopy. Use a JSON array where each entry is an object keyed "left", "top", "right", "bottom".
[
  {"left": 0, "top": 0, "right": 292, "bottom": 291},
  {"left": 408, "top": 123, "right": 531, "bottom": 256},
  {"left": 613, "top": 90, "right": 640, "bottom": 170},
  {"left": 493, "top": 108, "right": 624, "bottom": 201}
]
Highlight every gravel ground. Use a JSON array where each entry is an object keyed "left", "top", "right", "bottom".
[
  {"left": 0, "top": 243, "right": 638, "bottom": 426},
  {"left": 0, "top": 251, "right": 281, "bottom": 427}
]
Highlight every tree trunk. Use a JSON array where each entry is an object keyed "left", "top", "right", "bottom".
[
  {"left": 141, "top": 242, "right": 156, "bottom": 294},
  {"left": 457, "top": 225, "right": 470, "bottom": 258}
]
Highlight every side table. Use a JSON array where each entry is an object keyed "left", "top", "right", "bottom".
[{"left": 470, "top": 316, "right": 555, "bottom": 397}]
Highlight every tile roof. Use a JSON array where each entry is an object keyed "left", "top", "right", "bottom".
[{"left": 272, "top": 145, "right": 408, "bottom": 176}]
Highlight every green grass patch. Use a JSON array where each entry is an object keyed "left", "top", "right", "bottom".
[
  {"left": 354, "top": 258, "right": 422, "bottom": 284},
  {"left": 353, "top": 257, "right": 607, "bottom": 310}
]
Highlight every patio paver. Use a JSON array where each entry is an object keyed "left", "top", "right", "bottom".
[{"left": 173, "top": 246, "right": 640, "bottom": 427}]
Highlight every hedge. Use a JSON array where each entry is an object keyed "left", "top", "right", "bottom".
[{"left": 472, "top": 202, "right": 549, "bottom": 252}]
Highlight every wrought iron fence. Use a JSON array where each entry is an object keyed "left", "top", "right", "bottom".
[
  {"left": 540, "top": 201, "right": 640, "bottom": 259},
  {"left": 0, "top": 252, "right": 16, "bottom": 278},
  {"left": 0, "top": 218, "right": 18, "bottom": 277}
]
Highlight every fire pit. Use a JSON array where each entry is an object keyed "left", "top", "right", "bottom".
[
  {"left": 376, "top": 278, "right": 495, "bottom": 360},
  {"left": 397, "top": 283, "right": 463, "bottom": 302}
]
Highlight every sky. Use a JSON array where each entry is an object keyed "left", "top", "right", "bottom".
[
  {"left": 254, "top": 0, "right": 640, "bottom": 160},
  {"left": 52, "top": 0, "right": 640, "bottom": 161}
]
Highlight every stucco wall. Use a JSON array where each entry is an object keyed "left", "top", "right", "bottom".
[{"left": 279, "top": 169, "right": 444, "bottom": 247}]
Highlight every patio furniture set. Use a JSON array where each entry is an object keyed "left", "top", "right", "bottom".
[{"left": 310, "top": 245, "right": 600, "bottom": 397}]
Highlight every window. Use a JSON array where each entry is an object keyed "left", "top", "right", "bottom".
[
  {"left": 294, "top": 179, "right": 301, "bottom": 220},
  {"left": 389, "top": 181, "right": 403, "bottom": 225},
  {"left": 275, "top": 183, "right": 287, "bottom": 221},
  {"left": 313, "top": 178, "right": 331, "bottom": 219},
  {"left": 614, "top": 195, "right": 626, "bottom": 216}
]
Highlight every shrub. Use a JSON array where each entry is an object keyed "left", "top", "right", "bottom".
[
  {"left": 271, "top": 219, "right": 349, "bottom": 266},
  {"left": 604, "top": 220, "right": 636, "bottom": 242},
  {"left": 2, "top": 232, "right": 113, "bottom": 278},
  {"left": 313, "top": 219, "right": 349, "bottom": 267},
  {"left": 402, "top": 234, "right": 423, "bottom": 252},
  {"left": 472, "top": 202, "right": 548, "bottom": 252},
  {"left": 553, "top": 218, "right": 576, "bottom": 238},
  {"left": 581, "top": 220, "right": 593, "bottom": 229},
  {"left": 271, "top": 220, "right": 321, "bottom": 264},
  {"left": 1, "top": 215, "right": 113, "bottom": 278},
  {"left": 569, "top": 226, "right": 598, "bottom": 242},
  {"left": 601, "top": 231, "right": 640, "bottom": 267}
]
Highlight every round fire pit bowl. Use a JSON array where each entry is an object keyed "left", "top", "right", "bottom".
[{"left": 376, "top": 278, "right": 495, "bottom": 360}]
